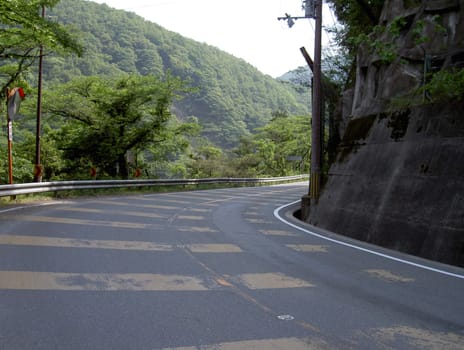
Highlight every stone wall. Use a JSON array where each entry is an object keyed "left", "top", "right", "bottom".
[{"left": 305, "top": 0, "right": 464, "bottom": 266}]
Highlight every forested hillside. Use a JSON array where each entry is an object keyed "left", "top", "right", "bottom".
[{"left": 42, "top": 0, "right": 309, "bottom": 148}]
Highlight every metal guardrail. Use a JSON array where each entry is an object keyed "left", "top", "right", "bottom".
[{"left": 0, "top": 175, "right": 308, "bottom": 198}]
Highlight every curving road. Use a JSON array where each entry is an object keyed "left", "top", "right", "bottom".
[{"left": 0, "top": 182, "right": 463, "bottom": 349}]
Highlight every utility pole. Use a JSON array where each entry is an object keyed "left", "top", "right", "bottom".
[
  {"left": 34, "top": 5, "right": 45, "bottom": 182},
  {"left": 311, "top": 0, "right": 322, "bottom": 201},
  {"left": 278, "top": 0, "right": 323, "bottom": 205}
]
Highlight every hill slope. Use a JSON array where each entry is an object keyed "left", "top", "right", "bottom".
[{"left": 43, "top": 0, "right": 309, "bottom": 148}]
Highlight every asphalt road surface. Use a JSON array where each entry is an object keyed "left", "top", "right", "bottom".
[{"left": 0, "top": 182, "right": 463, "bottom": 349}]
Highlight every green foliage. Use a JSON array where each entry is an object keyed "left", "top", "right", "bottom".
[
  {"left": 347, "top": 16, "right": 410, "bottom": 65},
  {"left": 42, "top": 0, "right": 308, "bottom": 148},
  {"left": 0, "top": 0, "right": 312, "bottom": 183},
  {"left": 325, "top": 0, "right": 384, "bottom": 86},
  {"left": 391, "top": 67, "right": 464, "bottom": 109},
  {"left": 44, "top": 74, "right": 191, "bottom": 179},
  {"left": 0, "top": 0, "right": 82, "bottom": 95},
  {"left": 232, "top": 115, "right": 311, "bottom": 177},
  {"left": 365, "top": 13, "right": 449, "bottom": 66},
  {"left": 421, "top": 68, "right": 464, "bottom": 103},
  {"left": 188, "top": 143, "right": 228, "bottom": 178},
  {"left": 0, "top": 133, "right": 34, "bottom": 184},
  {"left": 144, "top": 116, "right": 201, "bottom": 179}
]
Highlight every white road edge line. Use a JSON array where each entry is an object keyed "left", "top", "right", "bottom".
[{"left": 274, "top": 200, "right": 464, "bottom": 280}]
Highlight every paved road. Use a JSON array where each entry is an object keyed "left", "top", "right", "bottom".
[{"left": 0, "top": 183, "right": 463, "bottom": 349}]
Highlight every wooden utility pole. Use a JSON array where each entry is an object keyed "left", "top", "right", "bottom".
[
  {"left": 279, "top": 0, "right": 323, "bottom": 218},
  {"left": 310, "top": 0, "right": 322, "bottom": 201},
  {"left": 34, "top": 5, "right": 45, "bottom": 182}
]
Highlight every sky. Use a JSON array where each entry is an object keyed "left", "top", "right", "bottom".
[{"left": 90, "top": 0, "right": 337, "bottom": 78}]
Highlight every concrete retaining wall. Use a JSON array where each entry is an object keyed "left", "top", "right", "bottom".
[{"left": 306, "top": 103, "right": 464, "bottom": 266}]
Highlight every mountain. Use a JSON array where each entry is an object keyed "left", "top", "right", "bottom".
[{"left": 42, "top": 0, "right": 309, "bottom": 148}]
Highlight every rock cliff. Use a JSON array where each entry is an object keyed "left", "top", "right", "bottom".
[{"left": 304, "top": 0, "right": 464, "bottom": 267}]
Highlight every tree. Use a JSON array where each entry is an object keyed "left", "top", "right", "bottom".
[
  {"left": 233, "top": 114, "right": 311, "bottom": 177},
  {"left": 325, "top": 0, "right": 384, "bottom": 86},
  {"left": 0, "top": 0, "right": 82, "bottom": 96},
  {"left": 188, "top": 143, "right": 226, "bottom": 178},
  {"left": 45, "top": 74, "right": 191, "bottom": 179}
]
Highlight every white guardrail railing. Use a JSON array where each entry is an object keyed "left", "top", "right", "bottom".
[{"left": 0, "top": 175, "right": 308, "bottom": 198}]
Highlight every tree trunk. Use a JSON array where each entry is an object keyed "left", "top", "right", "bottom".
[{"left": 118, "top": 153, "right": 129, "bottom": 179}]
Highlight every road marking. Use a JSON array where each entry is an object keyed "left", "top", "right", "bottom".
[
  {"left": 57, "top": 207, "right": 167, "bottom": 219},
  {"left": 162, "top": 337, "right": 325, "bottom": 350},
  {"left": 0, "top": 235, "right": 173, "bottom": 252},
  {"left": 195, "top": 197, "right": 236, "bottom": 206},
  {"left": 176, "top": 215, "right": 206, "bottom": 221},
  {"left": 90, "top": 200, "right": 178, "bottom": 210},
  {"left": 0, "top": 201, "right": 70, "bottom": 214},
  {"left": 0, "top": 271, "right": 315, "bottom": 292},
  {"left": 365, "top": 269, "right": 415, "bottom": 283},
  {"left": 287, "top": 244, "right": 328, "bottom": 253},
  {"left": 186, "top": 244, "right": 242, "bottom": 253},
  {"left": 176, "top": 226, "right": 218, "bottom": 233},
  {"left": 274, "top": 200, "right": 464, "bottom": 280},
  {"left": 368, "top": 325, "right": 464, "bottom": 349},
  {"left": 245, "top": 218, "right": 273, "bottom": 224},
  {"left": 0, "top": 235, "right": 244, "bottom": 254},
  {"left": 8, "top": 215, "right": 147, "bottom": 229},
  {"left": 145, "top": 198, "right": 191, "bottom": 205},
  {"left": 187, "top": 208, "right": 211, "bottom": 213},
  {"left": 162, "top": 194, "right": 220, "bottom": 202},
  {"left": 237, "top": 273, "right": 313, "bottom": 290},
  {"left": 277, "top": 314, "right": 295, "bottom": 321},
  {"left": 214, "top": 277, "right": 233, "bottom": 287},
  {"left": 0, "top": 271, "right": 208, "bottom": 291},
  {"left": 260, "top": 229, "right": 297, "bottom": 237}
]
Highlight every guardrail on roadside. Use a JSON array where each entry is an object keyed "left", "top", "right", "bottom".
[{"left": 0, "top": 175, "right": 308, "bottom": 198}]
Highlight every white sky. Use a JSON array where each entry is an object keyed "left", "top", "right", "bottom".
[{"left": 89, "top": 0, "right": 337, "bottom": 78}]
